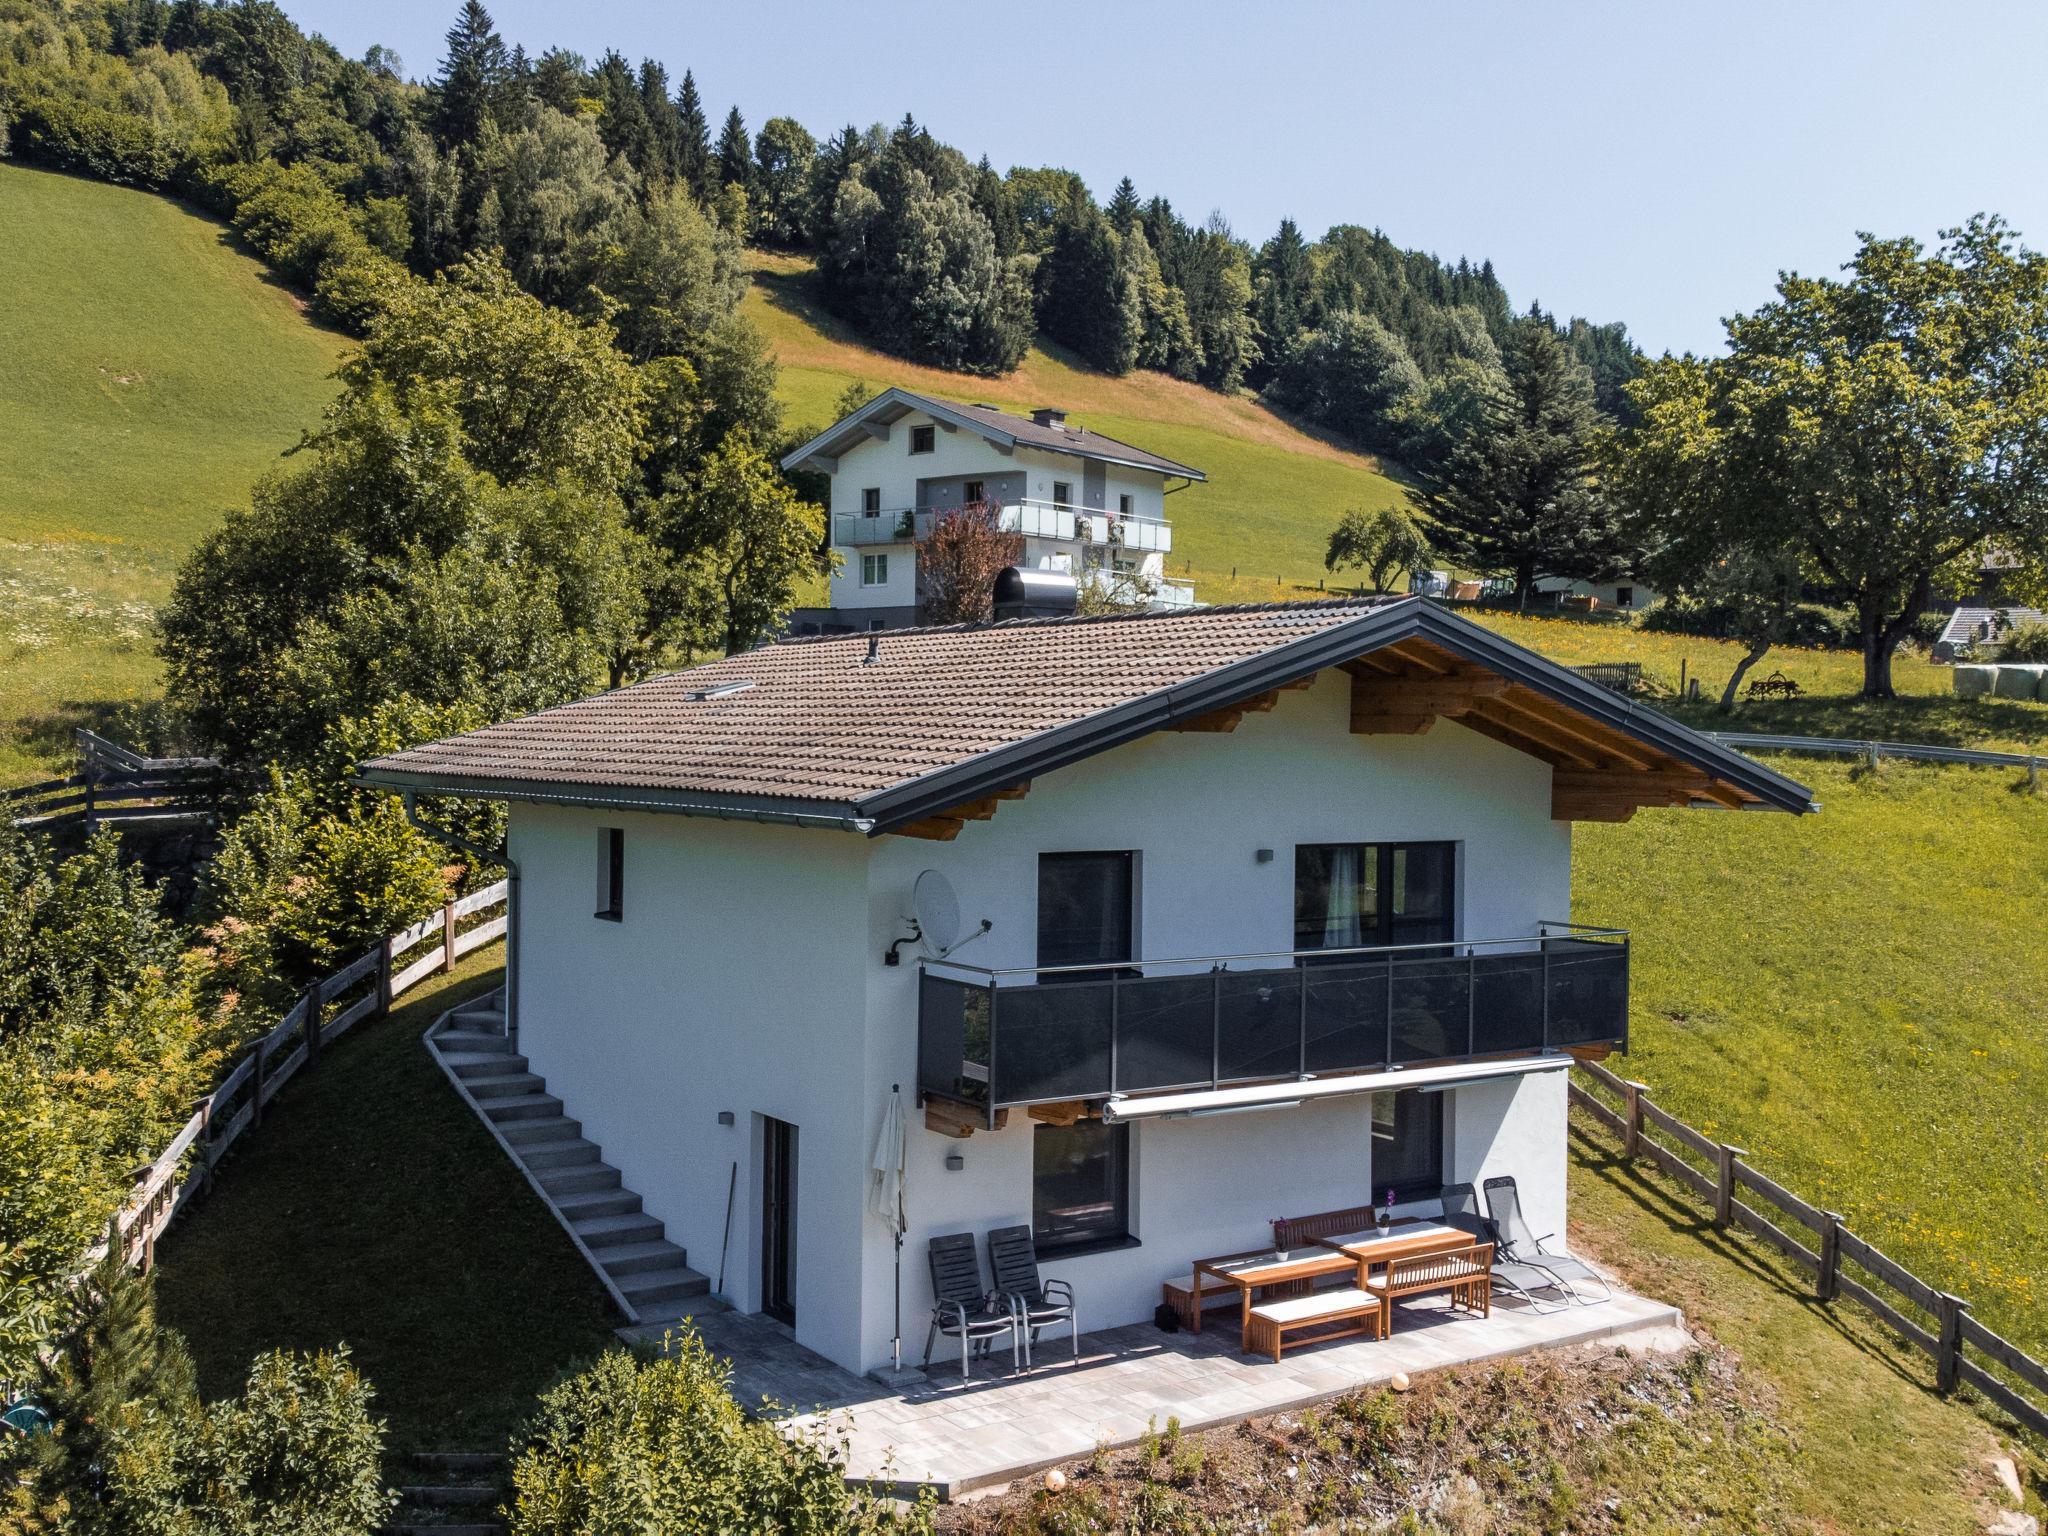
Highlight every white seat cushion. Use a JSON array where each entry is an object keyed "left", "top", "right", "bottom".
[{"left": 1249, "top": 1287, "right": 1379, "bottom": 1324}]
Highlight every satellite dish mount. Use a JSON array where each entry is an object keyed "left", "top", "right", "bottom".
[{"left": 884, "top": 869, "right": 991, "bottom": 965}]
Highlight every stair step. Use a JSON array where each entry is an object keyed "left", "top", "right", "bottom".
[
  {"left": 627, "top": 1294, "right": 708, "bottom": 1329},
  {"left": 438, "top": 1030, "right": 511, "bottom": 1054},
  {"left": 398, "top": 1484, "right": 500, "bottom": 1507},
  {"left": 464, "top": 1072, "right": 545, "bottom": 1100},
  {"left": 499, "top": 1115, "right": 581, "bottom": 1145},
  {"left": 445, "top": 1051, "right": 528, "bottom": 1077},
  {"left": 454, "top": 1006, "right": 507, "bottom": 1030},
  {"left": 517, "top": 1137, "right": 600, "bottom": 1170},
  {"left": 538, "top": 1163, "right": 621, "bottom": 1197},
  {"left": 555, "top": 1187, "right": 641, "bottom": 1220},
  {"left": 482, "top": 1093, "right": 563, "bottom": 1123},
  {"left": 410, "top": 1452, "right": 507, "bottom": 1473},
  {"left": 613, "top": 1266, "right": 709, "bottom": 1306},
  {"left": 598, "top": 1239, "right": 691, "bottom": 1277},
  {"left": 574, "top": 1212, "right": 663, "bottom": 1249}
]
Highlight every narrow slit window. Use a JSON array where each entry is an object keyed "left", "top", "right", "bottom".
[{"left": 596, "top": 827, "right": 624, "bottom": 921}]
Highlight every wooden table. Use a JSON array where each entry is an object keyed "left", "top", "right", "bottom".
[
  {"left": 1190, "top": 1248, "right": 1362, "bottom": 1338},
  {"left": 1318, "top": 1221, "right": 1472, "bottom": 1293}
]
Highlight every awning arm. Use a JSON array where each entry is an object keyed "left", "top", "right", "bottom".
[{"left": 1100, "top": 1054, "right": 1570, "bottom": 1123}]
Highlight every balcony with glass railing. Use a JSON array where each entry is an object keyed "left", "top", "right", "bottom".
[
  {"left": 831, "top": 501, "right": 1172, "bottom": 554},
  {"left": 917, "top": 925, "right": 1629, "bottom": 1125}
]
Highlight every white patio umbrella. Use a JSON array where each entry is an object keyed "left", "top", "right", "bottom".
[{"left": 868, "top": 1084, "right": 908, "bottom": 1375}]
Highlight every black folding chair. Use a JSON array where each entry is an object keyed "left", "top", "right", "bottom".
[
  {"left": 986, "top": 1224, "right": 1078, "bottom": 1367},
  {"left": 922, "top": 1231, "right": 1021, "bottom": 1380},
  {"left": 1480, "top": 1176, "right": 1613, "bottom": 1305},
  {"left": 1440, "top": 1183, "right": 1565, "bottom": 1313}
]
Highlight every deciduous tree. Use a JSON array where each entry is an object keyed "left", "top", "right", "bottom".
[{"left": 916, "top": 504, "right": 1024, "bottom": 626}]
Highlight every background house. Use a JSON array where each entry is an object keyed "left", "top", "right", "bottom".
[{"left": 781, "top": 387, "right": 1204, "bottom": 633}]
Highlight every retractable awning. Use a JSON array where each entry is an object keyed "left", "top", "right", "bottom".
[{"left": 1099, "top": 1054, "right": 1571, "bottom": 1123}]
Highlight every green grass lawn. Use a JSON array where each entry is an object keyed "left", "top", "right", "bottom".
[
  {"left": 152, "top": 948, "right": 619, "bottom": 1456},
  {"left": 0, "top": 162, "right": 344, "bottom": 785},
  {"left": 1574, "top": 758, "right": 2048, "bottom": 1364},
  {"left": 1569, "top": 1119, "right": 2030, "bottom": 1533}
]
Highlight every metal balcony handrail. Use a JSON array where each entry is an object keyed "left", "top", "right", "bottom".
[{"left": 925, "top": 925, "right": 1626, "bottom": 981}]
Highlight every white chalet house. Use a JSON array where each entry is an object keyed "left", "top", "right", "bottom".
[
  {"left": 780, "top": 387, "right": 1204, "bottom": 633},
  {"left": 361, "top": 598, "right": 1814, "bottom": 1380}
]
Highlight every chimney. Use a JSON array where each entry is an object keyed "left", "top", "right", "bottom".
[{"left": 1030, "top": 407, "right": 1067, "bottom": 430}]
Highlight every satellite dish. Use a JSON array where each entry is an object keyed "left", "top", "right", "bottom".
[{"left": 911, "top": 870, "right": 962, "bottom": 952}]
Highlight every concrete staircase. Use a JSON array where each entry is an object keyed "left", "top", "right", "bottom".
[
  {"left": 386, "top": 1451, "right": 506, "bottom": 1536},
  {"left": 431, "top": 992, "right": 709, "bottom": 1329}
]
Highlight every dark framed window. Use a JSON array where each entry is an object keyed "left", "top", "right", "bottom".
[
  {"left": 963, "top": 479, "right": 985, "bottom": 505},
  {"left": 1117, "top": 493, "right": 1133, "bottom": 515},
  {"left": 1293, "top": 842, "right": 1454, "bottom": 953},
  {"left": 1033, "top": 1119, "right": 1132, "bottom": 1254},
  {"left": 909, "top": 424, "right": 935, "bottom": 454},
  {"left": 861, "top": 487, "right": 881, "bottom": 513},
  {"left": 1051, "top": 479, "right": 1072, "bottom": 509},
  {"left": 595, "top": 827, "right": 624, "bottom": 921},
  {"left": 1037, "top": 851, "right": 1134, "bottom": 974},
  {"left": 1371, "top": 1088, "right": 1444, "bottom": 1203},
  {"left": 1615, "top": 585, "right": 1634, "bottom": 608}
]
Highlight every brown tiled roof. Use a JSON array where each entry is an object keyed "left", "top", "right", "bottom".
[
  {"left": 934, "top": 397, "right": 1204, "bottom": 479},
  {"left": 361, "top": 599, "right": 1398, "bottom": 813}
]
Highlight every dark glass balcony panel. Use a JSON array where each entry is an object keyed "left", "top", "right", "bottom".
[
  {"left": 1217, "top": 967, "right": 1301, "bottom": 1081},
  {"left": 1546, "top": 941, "right": 1628, "bottom": 1046},
  {"left": 1389, "top": 956, "right": 1468, "bottom": 1063},
  {"left": 991, "top": 979, "right": 1112, "bottom": 1103},
  {"left": 1471, "top": 951, "right": 1546, "bottom": 1056},
  {"left": 1112, "top": 974, "right": 1215, "bottom": 1092},
  {"left": 1304, "top": 960, "right": 1391, "bottom": 1073},
  {"left": 918, "top": 973, "right": 987, "bottom": 1105}
]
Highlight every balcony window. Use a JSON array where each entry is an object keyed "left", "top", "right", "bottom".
[
  {"left": 1371, "top": 1088, "right": 1443, "bottom": 1202},
  {"left": 861, "top": 487, "right": 881, "bottom": 513},
  {"left": 860, "top": 553, "right": 889, "bottom": 587},
  {"left": 1118, "top": 493, "right": 1133, "bottom": 516},
  {"left": 963, "top": 479, "right": 985, "bottom": 506},
  {"left": 1052, "top": 480, "right": 1072, "bottom": 510},
  {"left": 1294, "top": 842, "right": 1454, "bottom": 952},
  {"left": 1037, "top": 851, "right": 1133, "bottom": 972},
  {"left": 1033, "top": 1118, "right": 1131, "bottom": 1254},
  {"left": 910, "top": 425, "right": 935, "bottom": 454}
]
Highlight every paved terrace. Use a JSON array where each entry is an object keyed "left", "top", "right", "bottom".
[{"left": 643, "top": 1288, "right": 1684, "bottom": 1500}]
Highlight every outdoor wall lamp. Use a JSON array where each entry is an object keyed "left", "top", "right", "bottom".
[
  {"left": 1255, "top": 848, "right": 1275, "bottom": 863},
  {"left": 944, "top": 1152, "right": 965, "bottom": 1172},
  {"left": 717, "top": 1111, "right": 734, "bottom": 1127}
]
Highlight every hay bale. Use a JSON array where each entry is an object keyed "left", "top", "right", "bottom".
[
  {"left": 1993, "top": 664, "right": 2048, "bottom": 700},
  {"left": 1953, "top": 664, "right": 1997, "bottom": 698}
]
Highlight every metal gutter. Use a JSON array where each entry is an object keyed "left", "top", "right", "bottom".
[{"left": 354, "top": 771, "right": 874, "bottom": 833}]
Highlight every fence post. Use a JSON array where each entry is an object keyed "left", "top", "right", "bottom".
[
  {"left": 106, "top": 1210, "right": 123, "bottom": 1269},
  {"left": 1713, "top": 1144, "right": 1744, "bottom": 1228},
  {"left": 1817, "top": 1209, "right": 1843, "bottom": 1302},
  {"left": 1935, "top": 1292, "right": 1969, "bottom": 1394},
  {"left": 1622, "top": 1080, "right": 1649, "bottom": 1160},
  {"left": 442, "top": 897, "right": 458, "bottom": 974},
  {"left": 195, "top": 1095, "right": 214, "bottom": 1197},
  {"left": 303, "top": 984, "right": 323, "bottom": 1066},
  {"left": 251, "top": 1038, "right": 268, "bottom": 1128},
  {"left": 376, "top": 935, "right": 396, "bottom": 1016}
]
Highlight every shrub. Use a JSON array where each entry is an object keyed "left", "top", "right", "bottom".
[
  {"left": 507, "top": 1336, "right": 930, "bottom": 1535},
  {"left": 1640, "top": 595, "right": 1859, "bottom": 649},
  {"left": 1997, "top": 619, "right": 2048, "bottom": 662}
]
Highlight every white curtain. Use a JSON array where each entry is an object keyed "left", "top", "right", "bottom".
[{"left": 1320, "top": 845, "right": 1366, "bottom": 950}]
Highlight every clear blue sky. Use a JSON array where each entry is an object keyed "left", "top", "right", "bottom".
[{"left": 280, "top": 0, "right": 2048, "bottom": 357}]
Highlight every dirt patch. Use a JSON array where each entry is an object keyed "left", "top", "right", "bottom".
[{"left": 933, "top": 1340, "right": 1798, "bottom": 1534}]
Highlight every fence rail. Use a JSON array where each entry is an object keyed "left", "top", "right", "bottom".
[
  {"left": 1706, "top": 731, "right": 2045, "bottom": 782},
  {"left": 83, "top": 880, "right": 510, "bottom": 1277},
  {"left": 4, "top": 730, "right": 233, "bottom": 832},
  {"left": 1571, "top": 1058, "right": 2048, "bottom": 1437}
]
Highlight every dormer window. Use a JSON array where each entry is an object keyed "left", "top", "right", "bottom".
[{"left": 910, "top": 425, "right": 935, "bottom": 454}]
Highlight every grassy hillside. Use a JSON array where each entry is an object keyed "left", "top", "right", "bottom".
[
  {"left": 0, "top": 162, "right": 345, "bottom": 784},
  {"left": 746, "top": 252, "right": 1414, "bottom": 604}
]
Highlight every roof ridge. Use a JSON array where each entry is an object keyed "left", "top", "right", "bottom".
[{"left": 769, "top": 594, "right": 1407, "bottom": 647}]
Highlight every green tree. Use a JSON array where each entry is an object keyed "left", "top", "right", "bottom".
[
  {"left": 1420, "top": 317, "right": 1632, "bottom": 605},
  {"left": 752, "top": 115, "right": 816, "bottom": 246},
  {"left": 1105, "top": 175, "right": 1140, "bottom": 231},
  {"left": 579, "top": 183, "right": 748, "bottom": 364},
  {"left": 1326, "top": 505, "right": 1433, "bottom": 593},
  {"left": 714, "top": 105, "right": 754, "bottom": 198},
  {"left": 469, "top": 105, "right": 638, "bottom": 305},
  {"left": 1268, "top": 310, "right": 1424, "bottom": 456},
  {"left": 1251, "top": 217, "right": 1315, "bottom": 383},
  {"left": 672, "top": 69, "right": 711, "bottom": 200},
  {"left": 431, "top": 0, "right": 507, "bottom": 147},
  {"left": 1038, "top": 196, "right": 1138, "bottom": 373},
  {"left": 1614, "top": 218, "right": 2048, "bottom": 696}
]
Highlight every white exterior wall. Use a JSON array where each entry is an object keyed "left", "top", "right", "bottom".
[
  {"left": 509, "top": 804, "right": 876, "bottom": 1370},
  {"left": 857, "top": 668, "right": 1571, "bottom": 1371},
  {"left": 507, "top": 668, "right": 1577, "bottom": 1377},
  {"left": 824, "top": 411, "right": 1172, "bottom": 612}
]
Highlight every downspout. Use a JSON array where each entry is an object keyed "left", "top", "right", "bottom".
[{"left": 403, "top": 792, "right": 520, "bottom": 1044}]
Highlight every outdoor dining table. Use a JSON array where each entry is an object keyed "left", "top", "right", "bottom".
[
  {"left": 1189, "top": 1247, "right": 1362, "bottom": 1337},
  {"left": 1317, "top": 1220, "right": 1473, "bottom": 1289}
]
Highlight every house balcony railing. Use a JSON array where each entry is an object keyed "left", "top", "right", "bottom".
[
  {"left": 917, "top": 924, "right": 1628, "bottom": 1124},
  {"left": 832, "top": 501, "right": 1172, "bottom": 554}
]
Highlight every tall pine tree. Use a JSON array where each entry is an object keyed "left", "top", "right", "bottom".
[
  {"left": 715, "top": 105, "right": 755, "bottom": 195},
  {"left": 1105, "top": 176, "right": 1140, "bottom": 231},
  {"left": 1419, "top": 315, "right": 1633, "bottom": 604},
  {"left": 1250, "top": 217, "right": 1314, "bottom": 385},
  {"left": 432, "top": 0, "right": 508, "bottom": 147},
  {"left": 673, "top": 69, "right": 712, "bottom": 200}
]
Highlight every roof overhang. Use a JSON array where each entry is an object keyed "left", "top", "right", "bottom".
[
  {"left": 1101, "top": 1053, "right": 1571, "bottom": 1123},
  {"left": 849, "top": 599, "right": 1818, "bottom": 835},
  {"left": 777, "top": 386, "right": 1206, "bottom": 481},
  {"left": 349, "top": 768, "right": 873, "bottom": 833}
]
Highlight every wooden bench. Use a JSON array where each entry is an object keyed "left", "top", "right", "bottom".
[
  {"left": 1364, "top": 1242, "right": 1494, "bottom": 1327},
  {"left": 1160, "top": 1273, "right": 1237, "bottom": 1329},
  {"left": 1272, "top": 1204, "right": 1380, "bottom": 1249},
  {"left": 1244, "top": 1286, "right": 1385, "bottom": 1361}
]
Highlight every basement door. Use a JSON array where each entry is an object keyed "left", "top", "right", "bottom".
[{"left": 761, "top": 1117, "right": 798, "bottom": 1325}]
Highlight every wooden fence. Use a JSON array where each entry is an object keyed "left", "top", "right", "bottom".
[
  {"left": 85, "top": 880, "right": 510, "bottom": 1276},
  {"left": 1571, "top": 1058, "right": 2048, "bottom": 1438},
  {"left": 4, "top": 729, "right": 231, "bottom": 833}
]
